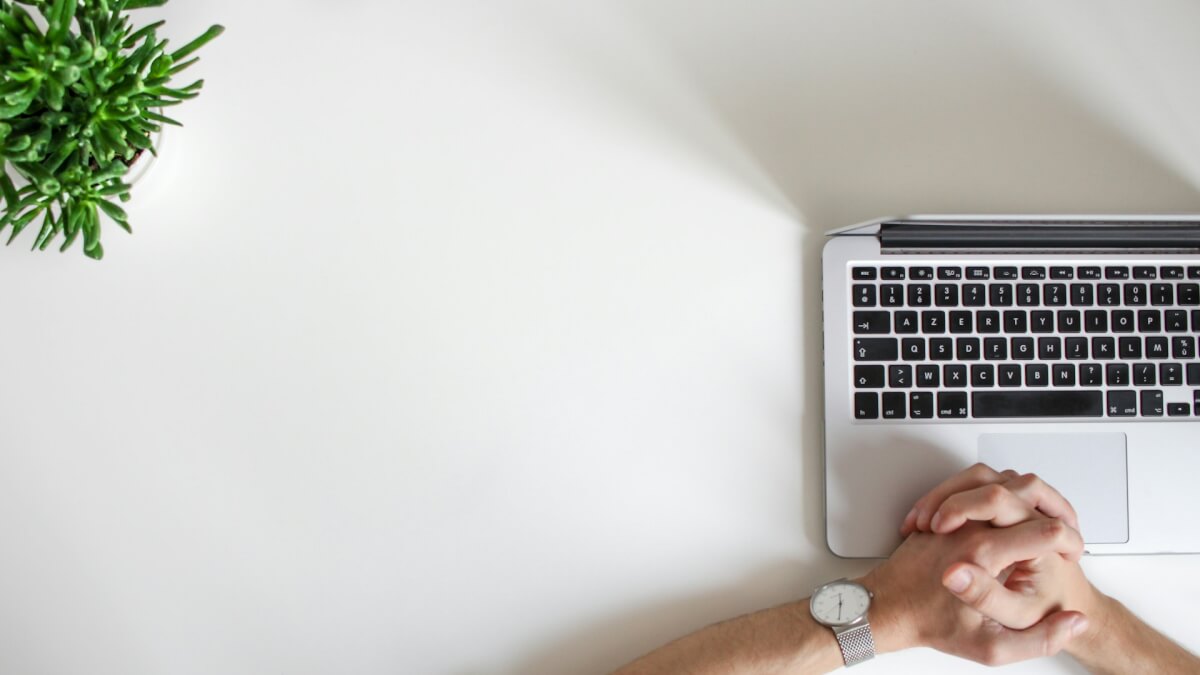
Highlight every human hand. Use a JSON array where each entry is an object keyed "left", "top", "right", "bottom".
[
  {"left": 891, "top": 463, "right": 1111, "bottom": 663},
  {"left": 863, "top": 514, "right": 1090, "bottom": 666}
]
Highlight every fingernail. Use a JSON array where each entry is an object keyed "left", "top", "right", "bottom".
[
  {"left": 930, "top": 511, "right": 943, "bottom": 531},
  {"left": 902, "top": 508, "right": 916, "bottom": 528},
  {"left": 944, "top": 568, "right": 971, "bottom": 593},
  {"left": 1070, "top": 616, "right": 1090, "bottom": 638}
]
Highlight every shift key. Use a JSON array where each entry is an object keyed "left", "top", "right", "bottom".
[{"left": 853, "top": 338, "right": 898, "bottom": 361}]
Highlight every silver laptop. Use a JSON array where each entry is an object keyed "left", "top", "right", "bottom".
[{"left": 822, "top": 215, "right": 1200, "bottom": 557}]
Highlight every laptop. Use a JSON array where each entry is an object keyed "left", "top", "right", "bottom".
[{"left": 822, "top": 215, "right": 1200, "bottom": 557}]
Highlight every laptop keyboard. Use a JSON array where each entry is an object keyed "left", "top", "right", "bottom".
[{"left": 849, "top": 263, "right": 1200, "bottom": 421}]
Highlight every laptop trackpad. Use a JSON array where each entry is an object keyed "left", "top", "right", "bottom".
[{"left": 978, "top": 432, "right": 1128, "bottom": 544}]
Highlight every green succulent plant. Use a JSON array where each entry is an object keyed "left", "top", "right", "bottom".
[{"left": 0, "top": 0, "right": 221, "bottom": 259}]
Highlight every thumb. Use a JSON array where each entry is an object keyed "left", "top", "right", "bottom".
[{"left": 970, "top": 611, "right": 1090, "bottom": 666}]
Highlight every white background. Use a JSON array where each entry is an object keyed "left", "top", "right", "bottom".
[{"left": 2, "top": 1, "right": 1199, "bottom": 673}]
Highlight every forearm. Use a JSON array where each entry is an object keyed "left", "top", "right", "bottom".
[
  {"left": 1068, "top": 593, "right": 1200, "bottom": 675},
  {"left": 611, "top": 600, "right": 844, "bottom": 675}
]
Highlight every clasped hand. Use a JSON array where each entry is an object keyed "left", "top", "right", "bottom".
[{"left": 864, "top": 463, "right": 1103, "bottom": 666}]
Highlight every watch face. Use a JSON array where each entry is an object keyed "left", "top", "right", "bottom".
[{"left": 810, "top": 581, "right": 870, "bottom": 626}]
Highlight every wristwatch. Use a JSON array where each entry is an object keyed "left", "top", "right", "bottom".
[{"left": 809, "top": 578, "right": 876, "bottom": 667}]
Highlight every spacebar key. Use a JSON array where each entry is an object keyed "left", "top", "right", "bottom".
[{"left": 972, "top": 391, "right": 1103, "bottom": 418}]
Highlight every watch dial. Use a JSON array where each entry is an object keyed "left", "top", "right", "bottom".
[{"left": 811, "top": 582, "right": 870, "bottom": 626}]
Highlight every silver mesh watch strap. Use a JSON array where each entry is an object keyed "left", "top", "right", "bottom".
[{"left": 833, "top": 623, "right": 876, "bottom": 667}]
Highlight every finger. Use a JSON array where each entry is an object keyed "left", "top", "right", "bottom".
[
  {"left": 967, "top": 519, "right": 1085, "bottom": 574},
  {"left": 1003, "top": 473, "right": 1081, "bottom": 535},
  {"left": 930, "top": 483, "right": 1040, "bottom": 534},
  {"left": 942, "top": 562, "right": 1043, "bottom": 628},
  {"left": 971, "top": 611, "right": 1089, "bottom": 666},
  {"left": 902, "top": 463, "right": 1004, "bottom": 535}
]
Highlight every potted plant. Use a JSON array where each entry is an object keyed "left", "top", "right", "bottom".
[{"left": 0, "top": 0, "right": 222, "bottom": 260}]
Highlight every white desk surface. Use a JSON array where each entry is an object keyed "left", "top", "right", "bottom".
[{"left": 2, "top": 1, "right": 1199, "bottom": 673}]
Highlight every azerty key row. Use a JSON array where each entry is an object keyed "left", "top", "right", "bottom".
[
  {"left": 852, "top": 282, "right": 1200, "bottom": 308},
  {"left": 854, "top": 309, "right": 1200, "bottom": 334}
]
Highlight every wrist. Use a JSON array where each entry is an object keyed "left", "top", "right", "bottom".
[
  {"left": 1065, "top": 587, "right": 1118, "bottom": 660},
  {"left": 856, "top": 568, "right": 919, "bottom": 655}
]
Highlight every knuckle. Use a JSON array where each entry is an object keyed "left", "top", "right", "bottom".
[
  {"left": 969, "top": 462, "right": 996, "bottom": 478},
  {"left": 979, "top": 642, "right": 1005, "bottom": 666},
  {"left": 1040, "top": 518, "right": 1067, "bottom": 540},
  {"left": 983, "top": 483, "right": 1009, "bottom": 507}
]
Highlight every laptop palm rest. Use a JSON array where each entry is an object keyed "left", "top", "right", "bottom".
[{"left": 978, "top": 432, "right": 1129, "bottom": 545}]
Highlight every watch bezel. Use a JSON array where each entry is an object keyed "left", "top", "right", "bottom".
[{"left": 809, "top": 578, "right": 873, "bottom": 628}]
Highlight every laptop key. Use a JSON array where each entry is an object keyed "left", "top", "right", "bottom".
[
  {"left": 1189, "top": 266, "right": 1200, "bottom": 279},
  {"left": 854, "top": 365, "right": 885, "bottom": 388},
  {"left": 1050, "top": 266, "right": 1074, "bottom": 279},
  {"left": 853, "top": 285, "right": 877, "bottom": 307},
  {"left": 1124, "top": 283, "right": 1147, "bottom": 306},
  {"left": 1057, "top": 310, "right": 1081, "bottom": 333},
  {"left": 1146, "top": 336, "right": 1169, "bottom": 358},
  {"left": 966, "top": 266, "right": 990, "bottom": 280},
  {"left": 971, "top": 364, "right": 994, "bottom": 387},
  {"left": 984, "top": 337, "right": 1007, "bottom": 360},
  {"left": 989, "top": 284, "right": 1013, "bottom": 306},
  {"left": 1078, "top": 266, "right": 1102, "bottom": 280},
  {"left": 1105, "top": 266, "right": 1130, "bottom": 280},
  {"left": 1084, "top": 310, "right": 1107, "bottom": 332},
  {"left": 937, "top": 266, "right": 963, "bottom": 280},
  {"left": 1141, "top": 390, "right": 1164, "bottom": 416},
  {"left": 882, "top": 267, "right": 905, "bottom": 280},
  {"left": 1138, "top": 310, "right": 1161, "bottom": 333},
  {"left": 1106, "top": 390, "right": 1137, "bottom": 417},
  {"left": 882, "top": 392, "right": 906, "bottom": 419},
  {"left": 854, "top": 392, "right": 879, "bottom": 419},
  {"left": 1133, "top": 266, "right": 1157, "bottom": 280},
  {"left": 1151, "top": 284, "right": 1174, "bottom": 306},
  {"left": 889, "top": 365, "right": 912, "bottom": 388},
  {"left": 901, "top": 338, "right": 925, "bottom": 361},
  {"left": 1065, "top": 337, "right": 1088, "bottom": 359},
  {"left": 950, "top": 311, "right": 973, "bottom": 333},
  {"left": 894, "top": 311, "right": 919, "bottom": 334},
  {"left": 1080, "top": 363, "right": 1103, "bottom": 386},
  {"left": 1053, "top": 364, "right": 1075, "bottom": 386},
  {"left": 853, "top": 338, "right": 898, "bottom": 361},
  {"left": 1011, "top": 337, "right": 1034, "bottom": 360},
  {"left": 1189, "top": 363, "right": 1200, "bottom": 386},
  {"left": 1107, "top": 363, "right": 1130, "bottom": 386},
  {"left": 935, "top": 284, "right": 959, "bottom": 306},
  {"left": 1161, "top": 363, "right": 1183, "bottom": 386},
  {"left": 1180, "top": 284, "right": 1199, "bottom": 306},
  {"left": 1166, "top": 310, "right": 1189, "bottom": 331},
  {"left": 1026, "top": 364, "right": 1049, "bottom": 387},
  {"left": 1119, "top": 337, "right": 1142, "bottom": 359},
  {"left": 976, "top": 310, "right": 1000, "bottom": 333},
  {"left": 910, "top": 267, "right": 934, "bottom": 280},
  {"left": 1174, "top": 336, "right": 1196, "bottom": 359},
  {"left": 1098, "top": 284, "right": 1120, "bottom": 306},
  {"left": 944, "top": 364, "right": 968, "bottom": 387},
  {"left": 853, "top": 311, "right": 890, "bottom": 334},
  {"left": 916, "top": 365, "right": 940, "bottom": 388},
  {"left": 921, "top": 310, "right": 946, "bottom": 333},
  {"left": 1043, "top": 284, "right": 1067, "bottom": 307},
  {"left": 1161, "top": 266, "right": 1185, "bottom": 279},
  {"left": 1111, "top": 310, "right": 1134, "bottom": 333},
  {"left": 938, "top": 392, "right": 969, "bottom": 418},
  {"left": 1017, "top": 284, "right": 1039, "bottom": 306},
  {"left": 1022, "top": 266, "right": 1047, "bottom": 280},
  {"left": 995, "top": 266, "right": 1018, "bottom": 280},
  {"left": 852, "top": 267, "right": 877, "bottom": 280},
  {"left": 1004, "top": 310, "right": 1027, "bottom": 333},
  {"left": 1071, "top": 284, "right": 1094, "bottom": 306},
  {"left": 907, "top": 284, "right": 931, "bottom": 307},
  {"left": 881, "top": 284, "right": 904, "bottom": 307},
  {"left": 1092, "top": 337, "right": 1115, "bottom": 359},
  {"left": 1030, "top": 311, "right": 1054, "bottom": 333},
  {"left": 1133, "top": 363, "right": 1156, "bottom": 386},
  {"left": 998, "top": 364, "right": 1021, "bottom": 386},
  {"left": 963, "top": 284, "right": 986, "bottom": 307},
  {"left": 1167, "top": 403, "right": 1190, "bottom": 417},
  {"left": 972, "top": 390, "right": 1102, "bottom": 418},
  {"left": 929, "top": 338, "right": 953, "bottom": 360},
  {"left": 910, "top": 392, "right": 934, "bottom": 419}
]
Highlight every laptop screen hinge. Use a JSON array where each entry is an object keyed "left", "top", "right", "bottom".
[{"left": 879, "top": 221, "right": 1200, "bottom": 251}]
